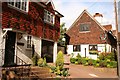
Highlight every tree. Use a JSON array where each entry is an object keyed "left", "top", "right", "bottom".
[{"left": 58, "top": 23, "right": 67, "bottom": 46}]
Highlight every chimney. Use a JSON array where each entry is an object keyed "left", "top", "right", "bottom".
[{"left": 93, "top": 13, "right": 103, "bottom": 24}]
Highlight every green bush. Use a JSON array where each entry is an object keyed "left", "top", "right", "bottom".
[
  {"left": 99, "top": 52, "right": 116, "bottom": 61},
  {"left": 99, "top": 60, "right": 107, "bottom": 67},
  {"left": 96, "top": 59, "right": 100, "bottom": 63},
  {"left": 81, "top": 58, "right": 87, "bottom": 65},
  {"left": 42, "top": 57, "right": 47, "bottom": 67},
  {"left": 49, "top": 66, "right": 56, "bottom": 73},
  {"left": 88, "top": 59, "right": 95, "bottom": 66},
  {"left": 77, "top": 58, "right": 82, "bottom": 64},
  {"left": 109, "top": 61, "right": 117, "bottom": 68},
  {"left": 76, "top": 53, "right": 81, "bottom": 59},
  {"left": 32, "top": 55, "right": 39, "bottom": 66},
  {"left": 70, "top": 58, "right": 77, "bottom": 63},
  {"left": 55, "top": 51, "right": 64, "bottom": 70},
  {"left": 94, "top": 63, "right": 100, "bottom": 67},
  {"left": 75, "top": 61, "right": 78, "bottom": 65},
  {"left": 37, "top": 58, "right": 44, "bottom": 67},
  {"left": 62, "top": 68, "right": 69, "bottom": 77},
  {"left": 38, "top": 57, "right": 47, "bottom": 67},
  {"left": 84, "top": 62, "right": 89, "bottom": 66}
]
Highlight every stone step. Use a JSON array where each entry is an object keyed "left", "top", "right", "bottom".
[
  {"left": 30, "top": 73, "right": 56, "bottom": 78},
  {"left": 31, "top": 66, "right": 50, "bottom": 71}
]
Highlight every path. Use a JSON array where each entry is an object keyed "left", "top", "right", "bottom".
[{"left": 64, "top": 54, "right": 118, "bottom": 79}]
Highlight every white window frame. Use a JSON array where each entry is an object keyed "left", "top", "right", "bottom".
[
  {"left": 80, "top": 23, "right": 90, "bottom": 32},
  {"left": 8, "top": 0, "right": 29, "bottom": 12},
  {"left": 27, "top": 35, "right": 32, "bottom": 48},
  {"left": 44, "top": 9, "right": 54, "bottom": 24}
]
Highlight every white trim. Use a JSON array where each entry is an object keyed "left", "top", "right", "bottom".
[
  {"left": 53, "top": 42, "right": 57, "bottom": 63},
  {"left": 44, "top": 9, "right": 54, "bottom": 24},
  {"left": 3, "top": 28, "right": 26, "bottom": 33},
  {"left": 8, "top": 0, "right": 29, "bottom": 12},
  {"left": 46, "top": 0, "right": 55, "bottom": 10}
]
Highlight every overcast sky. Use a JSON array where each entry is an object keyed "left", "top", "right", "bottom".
[{"left": 53, "top": 0, "right": 120, "bottom": 30}]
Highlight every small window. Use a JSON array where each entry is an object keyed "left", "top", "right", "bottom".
[
  {"left": 73, "top": 45, "right": 81, "bottom": 52},
  {"left": 44, "top": 10, "right": 54, "bottom": 24},
  {"left": 89, "top": 45, "right": 97, "bottom": 51},
  {"left": 27, "top": 36, "right": 32, "bottom": 48},
  {"left": 80, "top": 24, "right": 90, "bottom": 31},
  {"left": 8, "top": 0, "right": 29, "bottom": 12}
]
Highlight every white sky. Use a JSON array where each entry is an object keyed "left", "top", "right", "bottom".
[{"left": 53, "top": 0, "right": 120, "bottom": 30}]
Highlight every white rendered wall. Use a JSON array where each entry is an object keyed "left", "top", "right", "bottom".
[{"left": 53, "top": 42, "right": 57, "bottom": 63}]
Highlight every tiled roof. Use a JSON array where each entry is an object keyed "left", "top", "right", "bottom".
[{"left": 103, "top": 24, "right": 112, "bottom": 31}]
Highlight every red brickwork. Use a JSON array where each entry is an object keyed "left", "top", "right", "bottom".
[
  {"left": 2, "top": 2, "right": 60, "bottom": 41},
  {"left": 67, "top": 11, "right": 107, "bottom": 45}
]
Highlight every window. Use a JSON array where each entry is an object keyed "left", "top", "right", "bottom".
[
  {"left": 73, "top": 45, "right": 81, "bottom": 52},
  {"left": 89, "top": 45, "right": 97, "bottom": 51},
  {"left": 89, "top": 45, "right": 98, "bottom": 55},
  {"left": 8, "top": 0, "right": 29, "bottom": 12},
  {"left": 44, "top": 10, "right": 54, "bottom": 24},
  {"left": 27, "top": 36, "right": 32, "bottom": 48},
  {"left": 80, "top": 24, "right": 90, "bottom": 31}
]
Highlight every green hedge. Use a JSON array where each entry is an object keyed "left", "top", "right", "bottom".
[{"left": 70, "top": 57, "right": 117, "bottom": 68}]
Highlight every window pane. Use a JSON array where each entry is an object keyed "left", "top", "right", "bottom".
[
  {"left": 8, "top": 0, "right": 28, "bottom": 12},
  {"left": 73, "top": 45, "right": 81, "bottom": 52},
  {"left": 27, "top": 36, "right": 32, "bottom": 48},
  {"left": 89, "top": 45, "right": 97, "bottom": 50},
  {"left": 80, "top": 24, "right": 89, "bottom": 31}
]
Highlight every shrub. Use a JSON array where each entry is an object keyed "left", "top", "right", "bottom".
[
  {"left": 78, "top": 58, "right": 82, "bottom": 64},
  {"left": 99, "top": 60, "right": 107, "bottom": 67},
  {"left": 75, "top": 61, "right": 78, "bottom": 65},
  {"left": 88, "top": 59, "right": 94, "bottom": 66},
  {"left": 109, "top": 61, "right": 117, "bottom": 68},
  {"left": 38, "top": 57, "right": 47, "bottom": 67},
  {"left": 37, "top": 58, "right": 44, "bottom": 67},
  {"left": 56, "top": 51, "right": 64, "bottom": 70},
  {"left": 105, "top": 52, "right": 115, "bottom": 61},
  {"left": 96, "top": 59, "right": 100, "bottom": 63},
  {"left": 76, "top": 53, "right": 81, "bottom": 59},
  {"left": 84, "top": 62, "right": 89, "bottom": 66},
  {"left": 62, "top": 68, "right": 69, "bottom": 77},
  {"left": 99, "top": 52, "right": 116, "bottom": 61},
  {"left": 32, "top": 55, "right": 39, "bottom": 66},
  {"left": 70, "top": 58, "right": 77, "bottom": 63},
  {"left": 49, "top": 66, "right": 56, "bottom": 73},
  {"left": 94, "top": 63, "right": 100, "bottom": 67},
  {"left": 81, "top": 58, "right": 87, "bottom": 65},
  {"left": 42, "top": 57, "right": 47, "bottom": 67},
  {"left": 107, "top": 64, "right": 111, "bottom": 68}
]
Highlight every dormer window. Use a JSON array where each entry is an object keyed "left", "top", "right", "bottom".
[
  {"left": 80, "top": 23, "right": 90, "bottom": 32},
  {"left": 8, "top": 0, "right": 29, "bottom": 12},
  {"left": 44, "top": 10, "right": 54, "bottom": 24}
]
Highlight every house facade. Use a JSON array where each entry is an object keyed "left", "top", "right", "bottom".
[
  {"left": 66, "top": 10, "right": 114, "bottom": 60},
  {"left": 0, "top": 0, "right": 63, "bottom": 66}
]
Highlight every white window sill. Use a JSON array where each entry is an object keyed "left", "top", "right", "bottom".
[
  {"left": 79, "top": 31, "right": 90, "bottom": 33},
  {"left": 44, "top": 20, "right": 54, "bottom": 26}
]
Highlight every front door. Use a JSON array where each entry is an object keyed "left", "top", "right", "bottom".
[{"left": 4, "top": 31, "right": 16, "bottom": 66}]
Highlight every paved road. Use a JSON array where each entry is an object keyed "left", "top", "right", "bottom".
[
  {"left": 64, "top": 55, "right": 118, "bottom": 79},
  {"left": 67, "top": 64, "right": 117, "bottom": 78}
]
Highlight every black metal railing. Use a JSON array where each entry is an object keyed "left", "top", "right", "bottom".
[{"left": 15, "top": 54, "right": 27, "bottom": 65}]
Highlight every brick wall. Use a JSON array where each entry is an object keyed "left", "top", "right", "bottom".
[
  {"left": 2, "top": 2, "right": 60, "bottom": 41},
  {"left": 67, "top": 12, "right": 106, "bottom": 45}
]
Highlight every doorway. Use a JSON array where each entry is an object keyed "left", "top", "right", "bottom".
[
  {"left": 4, "top": 31, "right": 16, "bottom": 66},
  {"left": 85, "top": 48, "right": 86, "bottom": 58}
]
